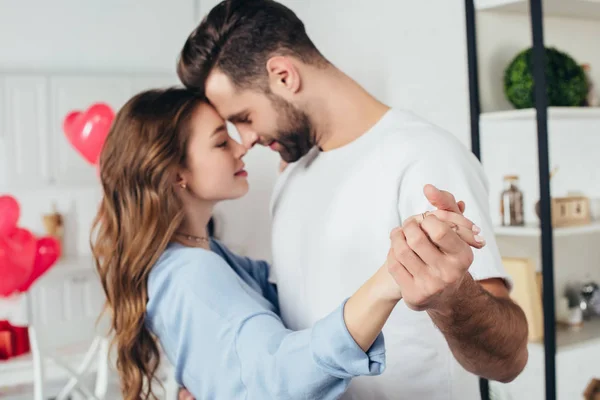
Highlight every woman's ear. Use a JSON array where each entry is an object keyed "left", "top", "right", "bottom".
[{"left": 174, "top": 172, "right": 187, "bottom": 191}]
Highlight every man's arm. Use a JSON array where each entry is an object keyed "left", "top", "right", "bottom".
[
  {"left": 390, "top": 185, "right": 528, "bottom": 382},
  {"left": 427, "top": 276, "right": 528, "bottom": 383}
]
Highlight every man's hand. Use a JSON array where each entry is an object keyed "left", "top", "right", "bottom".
[
  {"left": 387, "top": 184, "right": 483, "bottom": 312},
  {"left": 388, "top": 185, "right": 528, "bottom": 382},
  {"left": 388, "top": 216, "right": 476, "bottom": 312},
  {"left": 423, "top": 184, "right": 464, "bottom": 214}
]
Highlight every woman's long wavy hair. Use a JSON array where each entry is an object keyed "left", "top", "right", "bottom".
[{"left": 91, "top": 88, "right": 203, "bottom": 400}]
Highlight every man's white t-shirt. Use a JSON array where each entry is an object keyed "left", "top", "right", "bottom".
[{"left": 269, "top": 109, "right": 509, "bottom": 400}]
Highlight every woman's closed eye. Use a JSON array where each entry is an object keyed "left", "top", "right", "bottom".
[{"left": 216, "top": 139, "right": 229, "bottom": 148}]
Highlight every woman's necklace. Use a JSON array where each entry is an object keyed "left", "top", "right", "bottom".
[{"left": 174, "top": 231, "right": 210, "bottom": 244}]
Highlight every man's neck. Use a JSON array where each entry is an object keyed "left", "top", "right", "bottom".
[{"left": 305, "top": 68, "right": 390, "bottom": 151}]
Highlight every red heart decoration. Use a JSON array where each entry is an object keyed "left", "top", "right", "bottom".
[
  {"left": 0, "top": 228, "right": 36, "bottom": 297},
  {"left": 17, "top": 236, "right": 61, "bottom": 292},
  {"left": 63, "top": 103, "right": 114, "bottom": 165},
  {"left": 0, "top": 196, "right": 20, "bottom": 237}
]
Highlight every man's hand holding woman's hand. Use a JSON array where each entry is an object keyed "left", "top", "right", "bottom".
[{"left": 379, "top": 185, "right": 485, "bottom": 311}]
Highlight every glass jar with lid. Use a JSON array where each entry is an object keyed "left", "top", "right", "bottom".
[{"left": 500, "top": 175, "right": 525, "bottom": 226}]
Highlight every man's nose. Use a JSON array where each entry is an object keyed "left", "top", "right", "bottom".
[{"left": 237, "top": 128, "right": 259, "bottom": 150}]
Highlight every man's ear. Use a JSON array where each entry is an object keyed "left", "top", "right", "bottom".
[{"left": 266, "top": 56, "right": 301, "bottom": 98}]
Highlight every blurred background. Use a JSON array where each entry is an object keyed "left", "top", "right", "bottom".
[{"left": 0, "top": 0, "right": 599, "bottom": 399}]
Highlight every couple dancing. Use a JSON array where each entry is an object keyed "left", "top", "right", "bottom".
[{"left": 91, "top": 1, "right": 529, "bottom": 399}]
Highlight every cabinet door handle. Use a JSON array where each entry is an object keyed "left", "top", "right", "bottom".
[{"left": 70, "top": 276, "right": 88, "bottom": 284}]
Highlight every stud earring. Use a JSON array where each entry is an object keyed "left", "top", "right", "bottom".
[{"left": 180, "top": 183, "right": 187, "bottom": 189}]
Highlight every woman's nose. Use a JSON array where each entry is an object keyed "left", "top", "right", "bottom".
[{"left": 233, "top": 140, "right": 248, "bottom": 159}]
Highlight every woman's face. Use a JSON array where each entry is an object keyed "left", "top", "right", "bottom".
[{"left": 179, "top": 102, "right": 249, "bottom": 202}]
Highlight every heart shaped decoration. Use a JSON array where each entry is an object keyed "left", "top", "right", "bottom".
[
  {"left": 63, "top": 103, "right": 115, "bottom": 165},
  {"left": 0, "top": 196, "right": 20, "bottom": 237},
  {"left": 0, "top": 228, "right": 37, "bottom": 296},
  {"left": 17, "top": 236, "right": 61, "bottom": 292}
]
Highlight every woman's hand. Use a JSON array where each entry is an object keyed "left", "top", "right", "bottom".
[
  {"left": 404, "top": 208, "right": 485, "bottom": 250},
  {"left": 377, "top": 203, "right": 484, "bottom": 303},
  {"left": 178, "top": 388, "right": 194, "bottom": 400},
  {"left": 386, "top": 204, "right": 485, "bottom": 312}
]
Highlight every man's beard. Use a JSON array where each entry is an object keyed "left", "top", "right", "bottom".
[{"left": 270, "top": 94, "right": 316, "bottom": 163}]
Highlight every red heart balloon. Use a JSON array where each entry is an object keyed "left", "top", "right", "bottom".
[
  {"left": 0, "top": 228, "right": 36, "bottom": 297},
  {"left": 63, "top": 103, "right": 115, "bottom": 165},
  {"left": 17, "top": 236, "right": 61, "bottom": 292},
  {"left": 0, "top": 196, "right": 20, "bottom": 237}
]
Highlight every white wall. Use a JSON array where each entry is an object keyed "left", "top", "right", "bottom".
[
  {"left": 281, "top": 0, "right": 472, "bottom": 145},
  {"left": 1, "top": 0, "right": 472, "bottom": 261},
  {"left": 0, "top": 0, "right": 198, "bottom": 72}
]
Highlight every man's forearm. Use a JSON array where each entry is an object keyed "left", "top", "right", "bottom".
[{"left": 427, "top": 274, "right": 529, "bottom": 383}]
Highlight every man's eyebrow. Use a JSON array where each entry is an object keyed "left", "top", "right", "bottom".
[{"left": 226, "top": 110, "right": 249, "bottom": 123}]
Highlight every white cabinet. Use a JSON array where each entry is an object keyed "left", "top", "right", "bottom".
[
  {"left": 0, "top": 75, "right": 50, "bottom": 187},
  {"left": 0, "top": 258, "right": 111, "bottom": 394},
  {"left": 28, "top": 259, "right": 107, "bottom": 350},
  {"left": 0, "top": 72, "right": 180, "bottom": 189},
  {"left": 49, "top": 76, "right": 133, "bottom": 186},
  {"left": 0, "top": 77, "right": 6, "bottom": 186}
]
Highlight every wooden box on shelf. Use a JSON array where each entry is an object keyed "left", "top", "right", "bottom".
[
  {"left": 536, "top": 196, "right": 591, "bottom": 228},
  {"left": 552, "top": 196, "right": 591, "bottom": 227}
]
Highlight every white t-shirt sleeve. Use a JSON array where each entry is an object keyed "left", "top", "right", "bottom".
[{"left": 396, "top": 149, "right": 511, "bottom": 286}]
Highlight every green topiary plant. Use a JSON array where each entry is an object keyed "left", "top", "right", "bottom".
[{"left": 504, "top": 46, "right": 589, "bottom": 109}]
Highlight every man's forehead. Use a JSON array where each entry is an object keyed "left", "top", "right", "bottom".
[
  {"left": 205, "top": 70, "right": 236, "bottom": 100},
  {"left": 205, "top": 70, "right": 240, "bottom": 117}
]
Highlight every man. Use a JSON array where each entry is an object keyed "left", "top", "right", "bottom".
[{"left": 177, "top": 0, "right": 528, "bottom": 398}]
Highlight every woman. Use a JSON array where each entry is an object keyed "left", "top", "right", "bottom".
[{"left": 91, "top": 88, "right": 479, "bottom": 400}]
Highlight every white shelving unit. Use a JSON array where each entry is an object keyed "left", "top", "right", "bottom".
[
  {"left": 494, "top": 220, "right": 600, "bottom": 237},
  {"left": 481, "top": 107, "right": 600, "bottom": 233},
  {"left": 476, "top": 0, "right": 600, "bottom": 20},
  {"left": 469, "top": 1, "right": 600, "bottom": 398},
  {"left": 481, "top": 106, "right": 600, "bottom": 122},
  {"left": 551, "top": 318, "right": 600, "bottom": 351}
]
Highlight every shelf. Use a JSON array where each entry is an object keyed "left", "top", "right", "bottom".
[
  {"left": 494, "top": 221, "right": 600, "bottom": 237},
  {"left": 530, "top": 318, "right": 600, "bottom": 351},
  {"left": 476, "top": 0, "right": 600, "bottom": 20},
  {"left": 481, "top": 107, "right": 600, "bottom": 122}
]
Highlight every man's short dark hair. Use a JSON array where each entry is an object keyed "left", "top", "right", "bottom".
[{"left": 177, "top": 0, "right": 326, "bottom": 95}]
